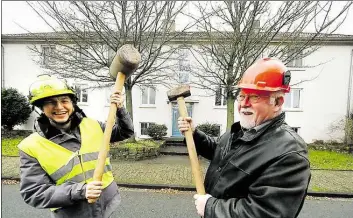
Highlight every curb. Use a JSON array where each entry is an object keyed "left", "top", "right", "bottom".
[
  {"left": 117, "top": 183, "right": 195, "bottom": 191},
  {"left": 3, "top": 177, "right": 353, "bottom": 198},
  {"left": 2, "top": 177, "right": 20, "bottom": 181},
  {"left": 160, "top": 152, "right": 188, "bottom": 156},
  {"left": 306, "top": 191, "right": 353, "bottom": 198},
  {"left": 116, "top": 183, "right": 353, "bottom": 198},
  {"left": 310, "top": 169, "right": 353, "bottom": 172}
]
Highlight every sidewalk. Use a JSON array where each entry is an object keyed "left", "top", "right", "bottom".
[{"left": 2, "top": 154, "right": 353, "bottom": 197}]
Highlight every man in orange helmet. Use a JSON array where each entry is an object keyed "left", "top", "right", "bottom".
[{"left": 178, "top": 57, "right": 310, "bottom": 218}]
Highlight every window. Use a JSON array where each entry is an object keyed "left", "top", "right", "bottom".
[
  {"left": 140, "top": 122, "right": 154, "bottom": 135},
  {"left": 287, "top": 51, "right": 303, "bottom": 67},
  {"left": 74, "top": 84, "right": 88, "bottom": 103},
  {"left": 179, "top": 58, "right": 191, "bottom": 71},
  {"left": 178, "top": 48, "right": 191, "bottom": 83},
  {"left": 42, "top": 45, "right": 56, "bottom": 65},
  {"left": 141, "top": 86, "right": 156, "bottom": 105},
  {"left": 284, "top": 88, "right": 301, "bottom": 109},
  {"left": 287, "top": 58, "right": 303, "bottom": 67},
  {"left": 215, "top": 86, "right": 227, "bottom": 106},
  {"left": 250, "top": 20, "right": 260, "bottom": 33},
  {"left": 260, "top": 48, "right": 271, "bottom": 59},
  {"left": 253, "top": 20, "right": 260, "bottom": 29},
  {"left": 162, "top": 19, "right": 175, "bottom": 32},
  {"left": 178, "top": 72, "right": 189, "bottom": 84},
  {"left": 75, "top": 45, "right": 89, "bottom": 63}
]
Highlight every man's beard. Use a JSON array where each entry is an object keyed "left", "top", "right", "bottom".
[{"left": 239, "top": 108, "right": 256, "bottom": 129}]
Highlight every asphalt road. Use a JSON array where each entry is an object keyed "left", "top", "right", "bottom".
[{"left": 2, "top": 184, "right": 353, "bottom": 218}]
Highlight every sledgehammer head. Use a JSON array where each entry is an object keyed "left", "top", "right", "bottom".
[
  {"left": 110, "top": 44, "right": 141, "bottom": 79},
  {"left": 167, "top": 85, "right": 191, "bottom": 101}
]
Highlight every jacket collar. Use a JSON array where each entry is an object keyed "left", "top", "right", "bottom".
[{"left": 231, "top": 112, "right": 286, "bottom": 142}]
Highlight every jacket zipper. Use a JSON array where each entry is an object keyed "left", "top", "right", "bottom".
[
  {"left": 211, "top": 134, "right": 244, "bottom": 192},
  {"left": 78, "top": 150, "right": 87, "bottom": 182},
  {"left": 221, "top": 133, "right": 233, "bottom": 159}
]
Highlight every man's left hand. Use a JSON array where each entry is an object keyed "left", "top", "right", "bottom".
[
  {"left": 110, "top": 91, "right": 124, "bottom": 109},
  {"left": 193, "top": 194, "right": 212, "bottom": 217}
]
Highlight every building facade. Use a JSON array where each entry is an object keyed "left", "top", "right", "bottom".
[{"left": 2, "top": 33, "right": 353, "bottom": 143}]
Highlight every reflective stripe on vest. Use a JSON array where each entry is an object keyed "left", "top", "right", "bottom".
[{"left": 18, "top": 118, "right": 115, "bottom": 188}]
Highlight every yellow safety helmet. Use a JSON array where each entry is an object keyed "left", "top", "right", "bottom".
[{"left": 28, "top": 75, "right": 75, "bottom": 106}]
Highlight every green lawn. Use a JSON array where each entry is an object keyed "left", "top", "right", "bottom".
[
  {"left": 2, "top": 137, "right": 353, "bottom": 170},
  {"left": 1, "top": 137, "right": 24, "bottom": 157},
  {"left": 309, "top": 149, "right": 353, "bottom": 170}
]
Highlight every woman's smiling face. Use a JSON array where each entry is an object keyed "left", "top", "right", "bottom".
[{"left": 42, "top": 95, "right": 74, "bottom": 123}]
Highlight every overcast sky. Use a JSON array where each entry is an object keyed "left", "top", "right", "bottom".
[{"left": 2, "top": 1, "right": 353, "bottom": 35}]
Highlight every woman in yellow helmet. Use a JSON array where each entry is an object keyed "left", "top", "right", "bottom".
[{"left": 18, "top": 75, "right": 134, "bottom": 218}]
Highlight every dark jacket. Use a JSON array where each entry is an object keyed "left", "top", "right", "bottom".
[
  {"left": 193, "top": 113, "right": 311, "bottom": 218},
  {"left": 19, "top": 106, "right": 134, "bottom": 218}
]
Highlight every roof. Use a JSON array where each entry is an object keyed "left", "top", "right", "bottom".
[{"left": 2, "top": 31, "right": 353, "bottom": 44}]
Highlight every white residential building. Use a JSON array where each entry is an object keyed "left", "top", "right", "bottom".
[{"left": 1, "top": 33, "right": 353, "bottom": 143}]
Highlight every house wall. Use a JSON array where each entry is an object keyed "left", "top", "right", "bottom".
[
  {"left": 2, "top": 42, "right": 353, "bottom": 143},
  {"left": 2, "top": 43, "right": 43, "bottom": 130},
  {"left": 284, "top": 46, "right": 353, "bottom": 143}
]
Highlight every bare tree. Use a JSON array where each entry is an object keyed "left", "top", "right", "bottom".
[
  {"left": 185, "top": 1, "right": 352, "bottom": 129},
  {"left": 26, "top": 1, "right": 189, "bottom": 127}
]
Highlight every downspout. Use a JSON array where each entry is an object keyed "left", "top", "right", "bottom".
[
  {"left": 1, "top": 45, "right": 4, "bottom": 87},
  {"left": 347, "top": 49, "right": 353, "bottom": 152},
  {"left": 347, "top": 49, "right": 353, "bottom": 118}
]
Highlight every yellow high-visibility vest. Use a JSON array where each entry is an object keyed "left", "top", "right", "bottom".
[{"left": 18, "top": 117, "right": 115, "bottom": 200}]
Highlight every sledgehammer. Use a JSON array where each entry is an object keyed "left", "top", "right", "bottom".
[
  {"left": 167, "top": 85, "right": 206, "bottom": 195},
  {"left": 89, "top": 44, "right": 141, "bottom": 203}
]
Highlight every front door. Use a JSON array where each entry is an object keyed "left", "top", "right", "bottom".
[{"left": 172, "top": 103, "right": 193, "bottom": 136}]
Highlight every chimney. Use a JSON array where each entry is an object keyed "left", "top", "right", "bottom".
[
  {"left": 253, "top": 20, "right": 260, "bottom": 32},
  {"left": 162, "top": 19, "right": 175, "bottom": 32}
]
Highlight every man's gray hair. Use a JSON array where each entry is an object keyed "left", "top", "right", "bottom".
[
  {"left": 270, "top": 91, "right": 285, "bottom": 100},
  {"left": 270, "top": 91, "right": 285, "bottom": 115}
]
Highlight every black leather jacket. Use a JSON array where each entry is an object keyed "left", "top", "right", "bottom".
[{"left": 193, "top": 113, "right": 311, "bottom": 218}]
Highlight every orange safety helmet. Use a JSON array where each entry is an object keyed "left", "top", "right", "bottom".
[{"left": 237, "top": 57, "right": 291, "bottom": 93}]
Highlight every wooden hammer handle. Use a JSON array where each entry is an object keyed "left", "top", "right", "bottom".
[
  {"left": 88, "top": 72, "right": 126, "bottom": 204},
  {"left": 177, "top": 97, "right": 206, "bottom": 195}
]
